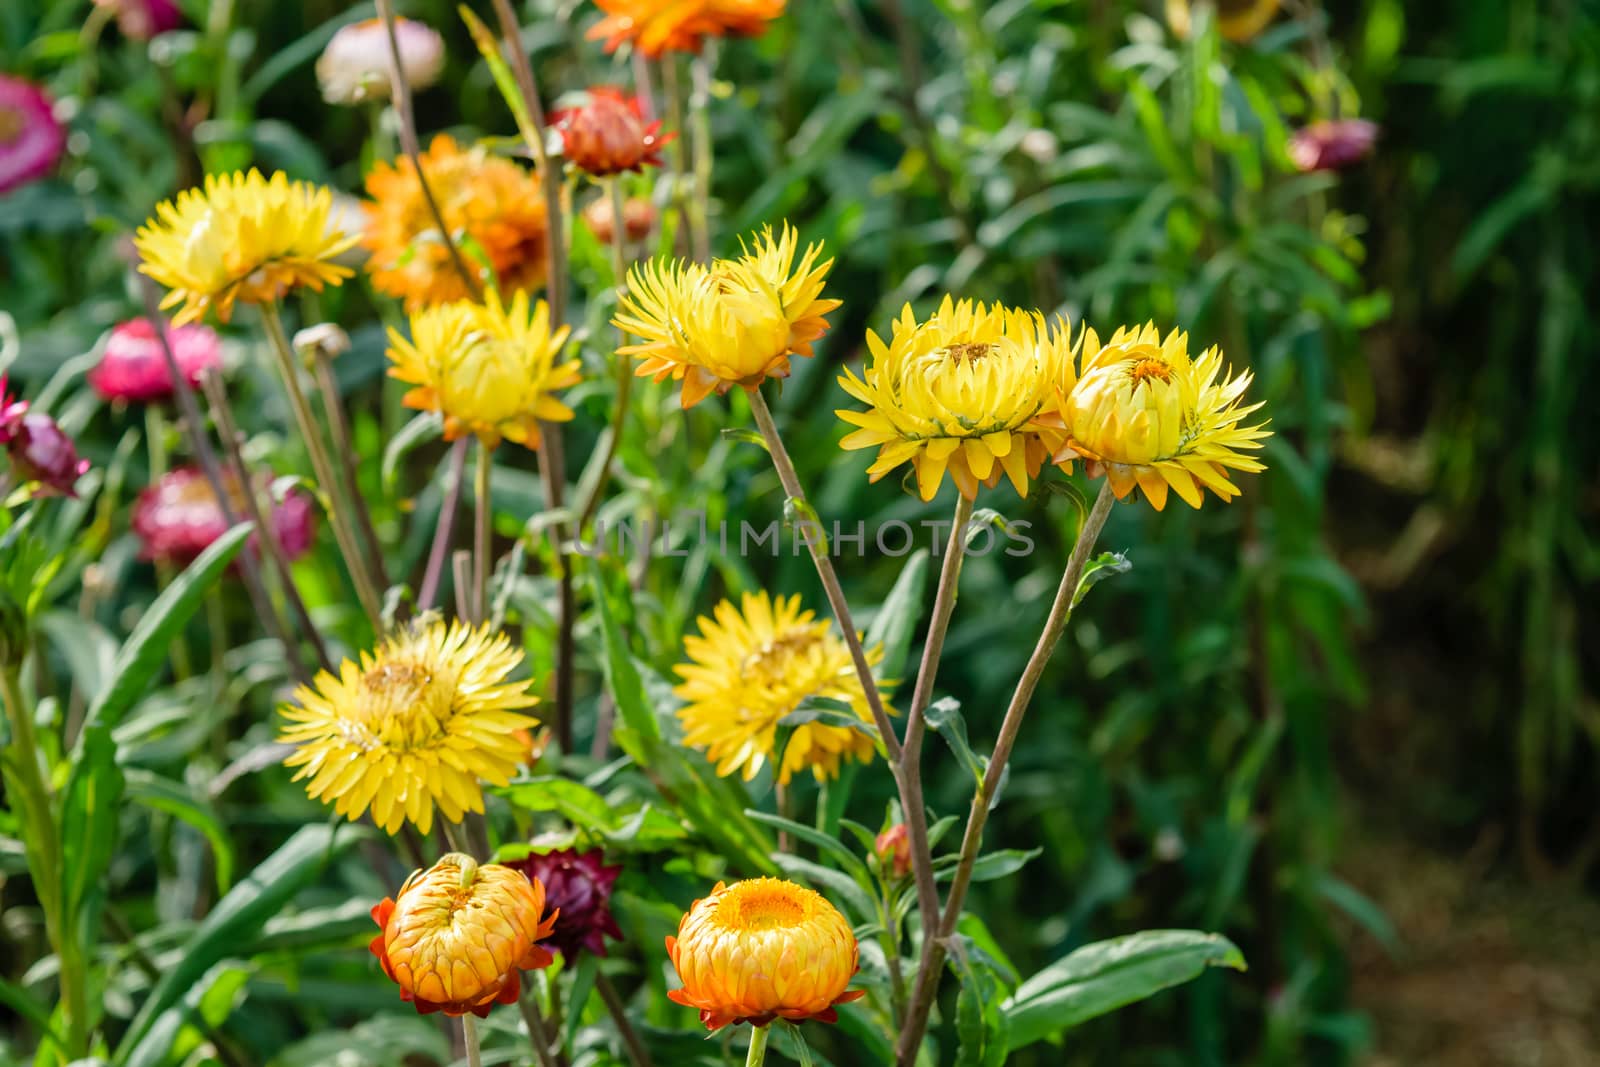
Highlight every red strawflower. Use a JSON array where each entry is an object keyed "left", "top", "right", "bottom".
[
  {"left": 88, "top": 319, "right": 223, "bottom": 404},
  {"left": 7, "top": 414, "right": 90, "bottom": 497},
  {"left": 552, "top": 87, "right": 672, "bottom": 177},
  {"left": 92, "top": 0, "right": 183, "bottom": 40},
  {"left": 132, "top": 466, "right": 314, "bottom": 565},
  {"left": 0, "top": 378, "right": 27, "bottom": 444},
  {"left": 0, "top": 76, "right": 65, "bottom": 196},
  {"left": 504, "top": 849, "right": 624, "bottom": 959},
  {"left": 1288, "top": 119, "right": 1378, "bottom": 173}
]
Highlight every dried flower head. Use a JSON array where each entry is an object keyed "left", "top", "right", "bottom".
[{"left": 317, "top": 17, "right": 444, "bottom": 105}]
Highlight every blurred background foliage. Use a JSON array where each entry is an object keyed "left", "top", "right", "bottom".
[{"left": 1, "top": 0, "right": 1597, "bottom": 1065}]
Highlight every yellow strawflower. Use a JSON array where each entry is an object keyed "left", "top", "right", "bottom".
[
  {"left": 370, "top": 853, "right": 557, "bottom": 1018},
  {"left": 667, "top": 878, "right": 864, "bottom": 1031},
  {"left": 1166, "top": 0, "right": 1281, "bottom": 42},
  {"left": 613, "top": 223, "right": 840, "bottom": 408},
  {"left": 277, "top": 620, "right": 539, "bottom": 835},
  {"left": 386, "top": 289, "right": 580, "bottom": 450},
  {"left": 836, "top": 297, "right": 1076, "bottom": 501},
  {"left": 135, "top": 170, "right": 356, "bottom": 325},
  {"left": 673, "top": 592, "right": 888, "bottom": 785},
  {"left": 1052, "top": 322, "right": 1270, "bottom": 509}
]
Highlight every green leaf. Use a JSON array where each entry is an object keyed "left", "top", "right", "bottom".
[
  {"left": 1072, "top": 552, "right": 1131, "bottom": 609},
  {"left": 746, "top": 810, "right": 870, "bottom": 881},
  {"left": 589, "top": 562, "right": 661, "bottom": 751},
  {"left": 863, "top": 548, "right": 929, "bottom": 681},
  {"left": 949, "top": 935, "right": 1012, "bottom": 1067},
  {"left": 124, "top": 769, "right": 236, "bottom": 892},
  {"left": 496, "top": 776, "right": 617, "bottom": 831},
  {"left": 563, "top": 954, "right": 599, "bottom": 1052},
  {"left": 0, "top": 976, "right": 66, "bottom": 1057},
  {"left": 1001, "top": 930, "right": 1247, "bottom": 1051},
  {"left": 115, "top": 823, "right": 366, "bottom": 1067},
  {"left": 924, "top": 697, "right": 985, "bottom": 788},
  {"left": 382, "top": 412, "right": 444, "bottom": 492},
  {"left": 82, "top": 523, "right": 252, "bottom": 744},
  {"left": 59, "top": 722, "right": 124, "bottom": 951},
  {"left": 936, "top": 848, "right": 1041, "bottom": 884}
]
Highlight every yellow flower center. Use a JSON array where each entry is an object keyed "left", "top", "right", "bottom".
[
  {"left": 356, "top": 657, "right": 454, "bottom": 749},
  {"left": 1128, "top": 357, "right": 1173, "bottom": 385},
  {"left": 717, "top": 880, "right": 813, "bottom": 932},
  {"left": 942, "top": 342, "right": 995, "bottom": 364},
  {"left": 739, "top": 629, "right": 822, "bottom": 686},
  {"left": 0, "top": 106, "right": 23, "bottom": 146}
]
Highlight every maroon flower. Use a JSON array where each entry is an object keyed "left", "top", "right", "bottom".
[
  {"left": 132, "top": 466, "right": 314, "bottom": 566},
  {"left": 88, "top": 319, "right": 223, "bottom": 404},
  {"left": 1288, "top": 119, "right": 1378, "bottom": 173},
  {"left": 505, "top": 849, "right": 623, "bottom": 959},
  {"left": 8, "top": 414, "right": 90, "bottom": 497},
  {"left": 93, "top": 0, "right": 183, "bottom": 41},
  {"left": 552, "top": 88, "right": 673, "bottom": 177},
  {"left": 0, "top": 76, "right": 65, "bottom": 195}
]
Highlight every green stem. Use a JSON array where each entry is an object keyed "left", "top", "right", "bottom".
[
  {"left": 688, "top": 50, "right": 716, "bottom": 261},
  {"left": 744, "top": 1025, "right": 770, "bottom": 1067},
  {"left": 462, "top": 1015, "right": 483, "bottom": 1067},
  {"left": 473, "top": 441, "right": 493, "bottom": 624},
  {"left": 576, "top": 175, "right": 635, "bottom": 532},
  {"left": 260, "top": 304, "right": 385, "bottom": 628}
]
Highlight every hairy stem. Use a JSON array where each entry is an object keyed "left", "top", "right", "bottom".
[{"left": 896, "top": 483, "right": 1116, "bottom": 1064}]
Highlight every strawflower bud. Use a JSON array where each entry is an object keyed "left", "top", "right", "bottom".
[
  {"left": 667, "top": 877, "right": 864, "bottom": 1031},
  {"left": 0, "top": 76, "right": 65, "bottom": 196},
  {"left": 317, "top": 17, "right": 444, "bottom": 106},
  {"left": 92, "top": 0, "right": 182, "bottom": 41},
  {"left": 7, "top": 414, "right": 89, "bottom": 497},
  {"left": 583, "top": 194, "right": 656, "bottom": 245},
  {"left": 874, "top": 823, "right": 912, "bottom": 880},
  {"left": 133, "top": 466, "right": 314, "bottom": 566},
  {"left": 552, "top": 87, "right": 672, "bottom": 177},
  {"left": 504, "top": 849, "right": 623, "bottom": 960},
  {"left": 87, "top": 319, "right": 222, "bottom": 404},
  {"left": 1288, "top": 119, "right": 1379, "bottom": 173},
  {"left": 370, "top": 853, "right": 557, "bottom": 1017}
]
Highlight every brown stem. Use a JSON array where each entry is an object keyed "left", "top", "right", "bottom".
[
  {"left": 135, "top": 279, "right": 303, "bottom": 680},
  {"left": 375, "top": 0, "right": 481, "bottom": 297},
  {"left": 310, "top": 348, "right": 389, "bottom": 593},
  {"left": 896, "top": 483, "right": 1116, "bottom": 1065},
  {"left": 473, "top": 440, "right": 492, "bottom": 623},
  {"left": 419, "top": 439, "right": 468, "bottom": 612},
  {"left": 596, "top": 974, "right": 654, "bottom": 1067},
  {"left": 198, "top": 368, "right": 330, "bottom": 675}
]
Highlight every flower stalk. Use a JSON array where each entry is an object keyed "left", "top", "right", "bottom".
[
  {"left": 473, "top": 441, "right": 492, "bottom": 623},
  {"left": 895, "top": 482, "right": 1117, "bottom": 1064},
  {"left": 419, "top": 439, "right": 468, "bottom": 612},
  {"left": 576, "top": 174, "right": 636, "bottom": 532},
  {"left": 744, "top": 1025, "right": 770, "bottom": 1067},
  {"left": 462, "top": 1016, "right": 483, "bottom": 1067}
]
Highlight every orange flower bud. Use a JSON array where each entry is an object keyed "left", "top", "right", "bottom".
[
  {"left": 370, "top": 853, "right": 557, "bottom": 1017},
  {"left": 874, "top": 823, "right": 912, "bottom": 879},
  {"left": 553, "top": 88, "right": 672, "bottom": 177},
  {"left": 666, "top": 878, "right": 864, "bottom": 1031},
  {"left": 583, "top": 195, "right": 656, "bottom": 245}
]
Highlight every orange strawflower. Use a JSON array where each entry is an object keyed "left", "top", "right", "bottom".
[
  {"left": 666, "top": 878, "right": 864, "bottom": 1031},
  {"left": 586, "top": 0, "right": 785, "bottom": 57},
  {"left": 362, "top": 135, "right": 548, "bottom": 311},
  {"left": 552, "top": 87, "right": 672, "bottom": 177},
  {"left": 370, "top": 853, "right": 557, "bottom": 1018}
]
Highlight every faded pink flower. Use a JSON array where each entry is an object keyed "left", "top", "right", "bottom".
[
  {"left": 133, "top": 466, "right": 314, "bottom": 566},
  {"left": 0, "top": 77, "right": 65, "bottom": 195},
  {"left": 1288, "top": 119, "right": 1378, "bottom": 173},
  {"left": 93, "top": 0, "right": 183, "bottom": 40},
  {"left": 88, "top": 319, "right": 223, "bottom": 404},
  {"left": 8, "top": 414, "right": 90, "bottom": 497}
]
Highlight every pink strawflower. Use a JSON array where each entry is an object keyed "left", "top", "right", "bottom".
[
  {"left": 1288, "top": 119, "right": 1379, "bottom": 173},
  {"left": 88, "top": 319, "right": 223, "bottom": 404},
  {"left": 504, "top": 849, "right": 624, "bottom": 960},
  {"left": 0, "top": 378, "right": 27, "bottom": 443},
  {"left": 93, "top": 0, "right": 183, "bottom": 40},
  {"left": 133, "top": 466, "right": 314, "bottom": 566},
  {"left": 8, "top": 414, "right": 90, "bottom": 497},
  {"left": 0, "top": 77, "right": 66, "bottom": 195}
]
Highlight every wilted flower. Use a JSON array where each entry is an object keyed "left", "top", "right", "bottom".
[
  {"left": 1051, "top": 323, "right": 1270, "bottom": 509},
  {"left": 587, "top": 0, "right": 785, "bottom": 56},
  {"left": 317, "top": 17, "right": 445, "bottom": 106},
  {"left": 0, "top": 76, "right": 65, "bottom": 196},
  {"left": 363, "top": 135, "right": 549, "bottom": 310},
  {"left": 674, "top": 591, "right": 888, "bottom": 784},
  {"left": 6, "top": 414, "right": 90, "bottom": 497},
  {"left": 92, "top": 0, "right": 182, "bottom": 40},
  {"left": 615, "top": 223, "right": 840, "bottom": 407},
  {"left": 87, "top": 319, "right": 222, "bottom": 404},
  {"left": 1288, "top": 119, "right": 1379, "bottom": 173},
  {"left": 370, "top": 853, "right": 557, "bottom": 1017},
  {"left": 874, "top": 824, "right": 911, "bottom": 880},
  {"left": 132, "top": 466, "right": 314, "bottom": 565},
  {"left": 552, "top": 87, "right": 672, "bottom": 177},
  {"left": 278, "top": 620, "right": 540, "bottom": 835},
  {"left": 1166, "top": 0, "right": 1281, "bottom": 42},
  {"left": 836, "top": 298, "right": 1077, "bottom": 501},
  {"left": 667, "top": 878, "right": 864, "bottom": 1031},
  {"left": 386, "top": 289, "right": 580, "bottom": 450},
  {"left": 135, "top": 170, "right": 357, "bottom": 325},
  {"left": 583, "top": 194, "right": 656, "bottom": 245},
  {"left": 504, "top": 849, "right": 623, "bottom": 960}
]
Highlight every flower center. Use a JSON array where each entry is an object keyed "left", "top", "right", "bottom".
[
  {"left": 359, "top": 657, "right": 455, "bottom": 746},
  {"left": 0, "top": 106, "right": 23, "bottom": 146},
  {"left": 723, "top": 884, "right": 808, "bottom": 931},
  {"left": 942, "top": 342, "right": 994, "bottom": 364},
  {"left": 739, "top": 629, "right": 822, "bottom": 686},
  {"left": 1128, "top": 357, "right": 1172, "bottom": 384}
]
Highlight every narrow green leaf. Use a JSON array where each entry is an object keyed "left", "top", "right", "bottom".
[
  {"left": 0, "top": 976, "right": 66, "bottom": 1056},
  {"left": 381, "top": 412, "right": 443, "bottom": 492},
  {"left": 1001, "top": 930, "right": 1246, "bottom": 1050},
  {"left": 124, "top": 769, "right": 236, "bottom": 891},
  {"left": 495, "top": 776, "right": 618, "bottom": 831},
  {"left": 863, "top": 548, "right": 929, "bottom": 681},
  {"left": 936, "top": 848, "right": 1041, "bottom": 884},
  {"left": 1072, "top": 552, "right": 1131, "bottom": 609},
  {"left": 82, "top": 523, "right": 253, "bottom": 744},
  {"left": 924, "top": 697, "right": 985, "bottom": 788},
  {"left": 746, "top": 810, "right": 869, "bottom": 881},
  {"left": 60, "top": 723, "right": 124, "bottom": 951}
]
